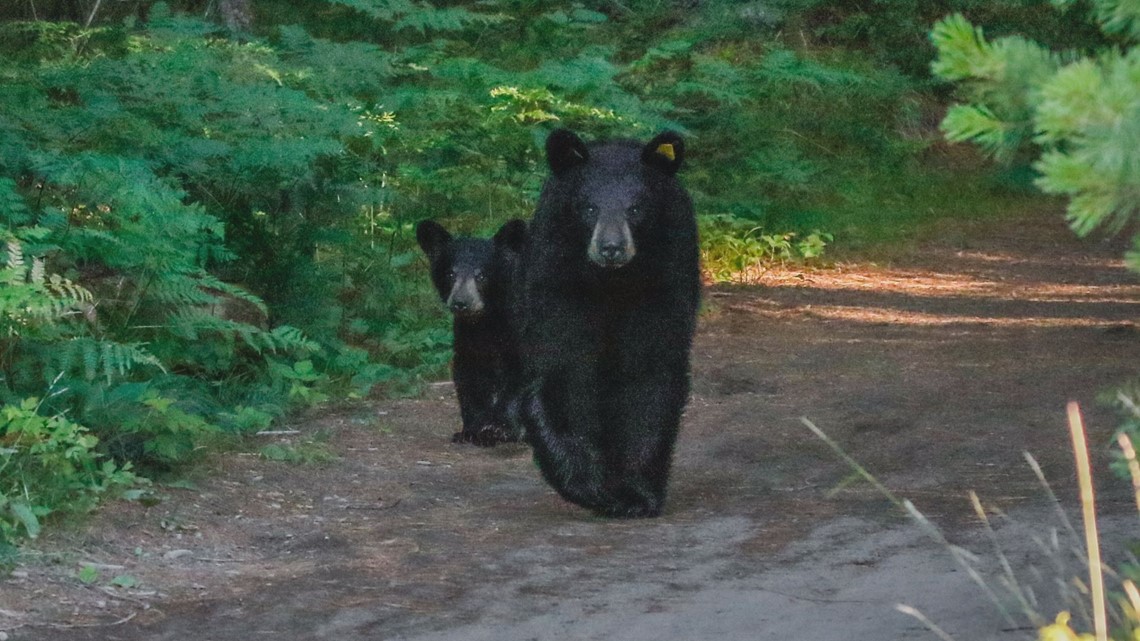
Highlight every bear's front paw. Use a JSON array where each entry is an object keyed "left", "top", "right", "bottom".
[
  {"left": 471, "top": 423, "right": 517, "bottom": 447},
  {"left": 596, "top": 503, "right": 663, "bottom": 519},
  {"left": 452, "top": 424, "right": 518, "bottom": 447}
]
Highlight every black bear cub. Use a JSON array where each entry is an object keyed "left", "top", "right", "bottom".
[
  {"left": 511, "top": 129, "right": 701, "bottom": 518},
  {"left": 416, "top": 219, "right": 527, "bottom": 446}
]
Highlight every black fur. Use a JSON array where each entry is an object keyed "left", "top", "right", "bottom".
[
  {"left": 417, "top": 219, "right": 527, "bottom": 446},
  {"left": 512, "top": 129, "right": 700, "bottom": 517}
]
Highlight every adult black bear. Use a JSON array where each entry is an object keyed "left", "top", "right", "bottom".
[
  {"left": 512, "top": 129, "right": 700, "bottom": 518},
  {"left": 416, "top": 218, "right": 527, "bottom": 446}
]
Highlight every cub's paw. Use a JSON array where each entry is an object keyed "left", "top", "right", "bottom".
[{"left": 451, "top": 430, "right": 478, "bottom": 445}]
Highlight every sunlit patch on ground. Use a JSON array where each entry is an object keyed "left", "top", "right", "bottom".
[{"left": 714, "top": 244, "right": 1140, "bottom": 329}]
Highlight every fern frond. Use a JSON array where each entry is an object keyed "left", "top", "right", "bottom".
[
  {"left": 45, "top": 274, "right": 94, "bottom": 305},
  {"left": 0, "top": 178, "right": 31, "bottom": 226},
  {"left": 168, "top": 310, "right": 314, "bottom": 356},
  {"left": 5, "top": 240, "right": 24, "bottom": 272},
  {"left": 266, "top": 325, "right": 320, "bottom": 355},
  {"left": 393, "top": 6, "right": 507, "bottom": 33},
  {"left": 49, "top": 337, "right": 163, "bottom": 383},
  {"left": 193, "top": 272, "right": 268, "bottom": 317},
  {"left": 324, "top": 0, "right": 506, "bottom": 33},
  {"left": 0, "top": 237, "right": 94, "bottom": 334}
]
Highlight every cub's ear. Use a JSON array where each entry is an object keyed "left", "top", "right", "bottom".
[
  {"left": 415, "top": 220, "right": 451, "bottom": 257},
  {"left": 493, "top": 218, "right": 528, "bottom": 253},
  {"left": 642, "top": 130, "right": 685, "bottom": 175},
  {"left": 546, "top": 129, "right": 590, "bottom": 176}
]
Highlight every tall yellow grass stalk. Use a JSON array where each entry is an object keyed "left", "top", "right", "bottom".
[
  {"left": 1067, "top": 401, "right": 1107, "bottom": 641},
  {"left": 1115, "top": 431, "right": 1140, "bottom": 522}
]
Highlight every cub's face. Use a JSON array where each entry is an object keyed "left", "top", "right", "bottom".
[{"left": 416, "top": 221, "right": 494, "bottom": 319}]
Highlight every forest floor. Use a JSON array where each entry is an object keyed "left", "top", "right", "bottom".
[{"left": 5, "top": 210, "right": 1140, "bottom": 641}]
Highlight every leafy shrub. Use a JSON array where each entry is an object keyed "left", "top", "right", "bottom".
[
  {"left": 0, "top": 398, "right": 138, "bottom": 542},
  {"left": 700, "top": 215, "right": 831, "bottom": 283}
]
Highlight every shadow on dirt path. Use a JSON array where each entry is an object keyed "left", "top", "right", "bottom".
[{"left": 5, "top": 213, "right": 1140, "bottom": 641}]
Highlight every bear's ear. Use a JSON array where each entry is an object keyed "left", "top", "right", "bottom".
[
  {"left": 546, "top": 129, "right": 590, "bottom": 176},
  {"left": 641, "top": 130, "right": 685, "bottom": 175},
  {"left": 493, "top": 218, "right": 528, "bottom": 253},
  {"left": 415, "top": 220, "right": 451, "bottom": 257}
]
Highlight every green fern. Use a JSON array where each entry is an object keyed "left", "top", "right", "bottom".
[
  {"left": 168, "top": 310, "right": 315, "bottom": 356},
  {"left": 324, "top": 0, "right": 506, "bottom": 32},
  {"left": 49, "top": 338, "right": 165, "bottom": 384},
  {"left": 0, "top": 236, "right": 92, "bottom": 335}
]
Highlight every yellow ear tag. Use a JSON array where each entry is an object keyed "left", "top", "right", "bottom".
[{"left": 656, "top": 143, "right": 675, "bottom": 161}]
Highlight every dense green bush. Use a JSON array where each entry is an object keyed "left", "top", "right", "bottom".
[{"left": 0, "top": 398, "right": 138, "bottom": 542}]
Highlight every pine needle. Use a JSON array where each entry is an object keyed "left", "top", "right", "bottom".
[{"left": 895, "top": 604, "right": 959, "bottom": 641}]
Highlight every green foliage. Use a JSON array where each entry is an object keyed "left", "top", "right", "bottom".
[
  {"left": 932, "top": 14, "right": 1061, "bottom": 160},
  {"left": 0, "top": 15, "right": 344, "bottom": 477},
  {"left": 1057, "top": 0, "right": 1140, "bottom": 40},
  {"left": 324, "top": 0, "right": 507, "bottom": 33},
  {"left": 1035, "top": 50, "right": 1140, "bottom": 237},
  {"left": 76, "top": 564, "right": 100, "bottom": 584},
  {"left": 931, "top": 6, "right": 1140, "bottom": 248},
  {"left": 700, "top": 215, "right": 831, "bottom": 283},
  {"left": 259, "top": 430, "right": 337, "bottom": 465},
  {"left": 0, "top": 398, "right": 138, "bottom": 542}
]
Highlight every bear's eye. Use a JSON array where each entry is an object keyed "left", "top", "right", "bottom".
[
  {"left": 475, "top": 271, "right": 487, "bottom": 283},
  {"left": 582, "top": 204, "right": 598, "bottom": 216},
  {"left": 447, "top": 268, "right": 456, "bottom": 279},
  {"left": 629, "top": 205, "right": 642, "bottom": 217}
]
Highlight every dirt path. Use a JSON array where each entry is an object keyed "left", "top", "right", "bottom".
[{"left": 5, "top": 212, "right": 1140, "bottom": 641}]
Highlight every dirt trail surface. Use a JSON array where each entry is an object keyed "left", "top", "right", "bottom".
[{"left": 6, "top": 213, "right": 1140, "bottom": 641}]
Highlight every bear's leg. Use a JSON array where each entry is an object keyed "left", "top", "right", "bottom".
[
  {"left": 515, "top": 373, "right": 624, "bottom": 513},
  {"left": 452, "top": 348, "right": 499, "bottom": 445},
  {"left": 486, "top": 356, "right": 525, "bottom": 443},
  {"left": 601, "top": 298, "right": 695, "bottom": 517},
  {"left": 602, "top": 374, "right": 689, "bottom": 517}
]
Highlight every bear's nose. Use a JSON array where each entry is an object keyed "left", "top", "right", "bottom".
[
  {"left": 449, "top": 300, "right": 469, "bottom": 312},
  {"left": 599, "top": 243, "right": 624, "bottom": 261}
]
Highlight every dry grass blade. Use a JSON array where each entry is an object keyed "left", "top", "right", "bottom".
[
  {"left": 1116, "top": 432, "right": 1140, "bottom": 524},
  {"left": 901, "top": 499, "right": 1018, "bottom": 627},
  {"left": 800, "top": 417, "right": 904, "bottom": 509},
  {"left": 1067, "top": 401, "right": 1107, "bottom": 641},
  {"left": 896, "top": 604, "right": 959, "bottom": 641},
  {"left": 802, "top": 416, "right": 1019, "bottom": 628},
  {"left": 1023, "top": 451, "right": 1082, "bottom": 546},
  {"left": 1124, "top": 581, "right": 1140, "bottom": 618},
  {"left": 970, "top": 491, "right": 1045, "bottom": 626}
]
